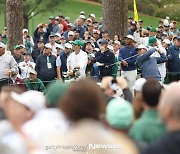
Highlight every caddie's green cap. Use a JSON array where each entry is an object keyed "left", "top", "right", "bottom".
[
  {"left": 46, "top": 81, "right": 69, "bottom": 107},
  {"left": 73, "top": 40, "right": 84, "bottom": 47},
  {"left": 148, "top": 36, "right": 157, "bottom": 46},
  {"left": 14, "top": 45, "right": 21, "bottom": 50},
  {"left": 106, "top": 98, "right": 134, "bottom": 129}
]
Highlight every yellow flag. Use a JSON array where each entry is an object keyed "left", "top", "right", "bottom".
[{"left": 134, "top": 0, "right": 139, "bottom": 22}]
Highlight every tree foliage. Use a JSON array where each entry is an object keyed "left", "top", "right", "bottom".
[{"left": 0, "top": 0, "right": 64, "bottom": 28}]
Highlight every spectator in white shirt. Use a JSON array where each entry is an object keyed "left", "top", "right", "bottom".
[{"left": 18, "top": 53, "right": 35, "bottom": 79}]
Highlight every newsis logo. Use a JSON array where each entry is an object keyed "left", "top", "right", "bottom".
[{"left": 88, "top": 144, "right": 123, "bottom": 150}]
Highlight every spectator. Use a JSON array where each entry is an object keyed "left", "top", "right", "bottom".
[
  {"left": 22, "top": 29, "right": 34, "bottom": 53},
  {"left": 33, "top": 24, "right": 50, "bottom": 45},
  {"left": 129, "top": 79, "right": 166, "bottom": 144},
  {"left": 67, "top": 40, "right": 88, "bottom": 78},
  {"left": 32, "top": 39, "right": 44, "bottom": 63},
  {"left": 13, "top": 45, "right": 24, "bottom": 64},
  {"left": 8, "top": 70, "right": 25, "bottom": 91},
  {"left": 132, "top": 78, "right": 146, "bottom": 119},
  {"left": 118, "top": 35, "right": 137, "bottom": 93},
  {"left": 56, "top": 43, "right": 72, "bottom": 80},
  {"left": 95, "top": 39, "right": 115, "bottom": 80},
  {"left": 74, "top": 18, "right": 86, "bottom": 39},
  {"left": 46, "top": 34, "right": 59, "bottom": 56},
  {"left": 62, "top": 23, "right": 74, "bottom": 41},
  {"left": 0, "top": 43, "right": 18, "bottom": 89},
  {"left": 144, "top": 83, "right": 180, "bottom": 154},
  {"left": 18, "top": 53, "right": 36, "bottom": 79},
  {"left": 54, "top": 33, "right": 61, "bottom": 44},
  {"left": 35, "top": 44, "right": 57, "bottom": 86},
  {"left": 24, "top": 69, "right": 46, "bottom": 93},
  {"left": 58, "top": 14, "right": 68, "bottom": 33},
  {"left": 167, "top": 36, "right": 180, "bottom": 82},
  {"left": 48, "top": 16, "right": 56, "bottom": 34},
  {"left": 101, "top": 76, "right": 133, "bottom": 103}
]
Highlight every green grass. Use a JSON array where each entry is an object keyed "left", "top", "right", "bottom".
[{"left": 0, "top": 0, "right": 179, "bottom": 35}]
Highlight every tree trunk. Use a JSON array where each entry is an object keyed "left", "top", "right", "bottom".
[
  {"left": 6, "top": 0, "right": 23, "bottom": 53},
  {"left": 23, "top": 14, "right": 29, "bottom": 29},
  {"left": 102, "top": 0, "right": 128, "bottom": 39}
]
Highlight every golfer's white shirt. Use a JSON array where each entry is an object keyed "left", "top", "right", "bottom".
[{"left": 67, "top": 50, "right": 88, "bottom": 78}]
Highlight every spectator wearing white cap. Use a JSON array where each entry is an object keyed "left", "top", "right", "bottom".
[
  {"left": 46, "top": 34, "right": 59, "bottom": 56},
  {"left": 54, "top": 33, "right": 61, "bottom": 44},
  {"left": 35, "top": 43, "right": 57, "bottom": 87},
  {"left": 118, "top": 35, "right": 137, "bottom": 94},
  {"left": 56, "top": 43, "right": 72, "bottom": 80},
  {"left": 62, "top": 23, "right": 74, "bottom": 41},
  {"left": 132, "top": 78, "right": 146, "bottom": 119},
  {"left": 0, "top": 43, "right": 18, "bottom": 88},
  {"left": 67, "top": 31, "right": 75, "bottom": 43},
  {"left": 24, "top": 69, "right": 46, "bottom": 93},
  {"left": 22, "top": 28, "right": 34, "bottom": 53},
  {"left": 56, "top": 43, "right": 64, "bottom": 57},
  {"left": 89, "top": 13, "right": 96, "bottom": 22}
]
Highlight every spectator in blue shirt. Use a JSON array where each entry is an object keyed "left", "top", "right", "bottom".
[{"left": 167, "top": 36, "right": 180, "bottom": 82}]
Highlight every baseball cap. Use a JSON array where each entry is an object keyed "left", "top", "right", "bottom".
[
  {"left": 106, "top": 97, "right": 134, "bottom": 129},
  {"left": 86, "top": 18, "right": 92, "bottom": 22},
  {"left": 37, "top": 39, "right": 44, "bottom": 43},
  {"left": 44, "top": 43, "right": 52, "bottom": 49},
  {"left": 65, "top": 17, "right": 70, "bottom": 21},
  {"left": 55, "top": 33, "right": 61, "bottom": 37},
  {"left": 177, "top": 36, "right": 180, "bottom": 40},
  {"left": 23, "top": 52, "right": 32, "bottom": 56},
  {"left": 150, "top": 27, "right": 157, "bottom": 32},
  {"left": 93, "top": 30, "right": 98, "bottom": 34},
  {"left": 73, "top": 40, "right": 84, "bottom": 46},
  {"left": 29, "top": 69, "right": 37, "bottom": 75},
  {"left": 135, "top": 44, "right": 148, "bottom": 51},
  {"left": 86, "top": 41, "right": 95, "bottom": 48},
  {"left": 19, "top": 44, "right": 25, "bottom": 48},
  {"left": 67, "top": 23, "right": 73, "bottom": 27},
  {"left": 14, "top": 45, "right": 21, "bottom": 50},
  {"left": 79, "top": 15, "right": 86, "bottom": 20},
  {"left": 11, "top": 91, "right": 45, "bottom": 112},
  {"left": 99, "top": 39, "right": 108, "bottom": 45},
  {"left": 56, "top": 44, "right": 64, "bottom": 50},
  {"left": 64, "top": 43, "right": 72, "bottom": 49},
  {"left": 124, "top": 34, "right": 134, "bottom": 40},
  {"left": 148, "top": 37, "right": 157, "bottom": 46},
  {"left": 0, "top": 43, "right": 6, "bottom": 48},
  {"left": 68, "top": 31, "right": 74, "bottom": 36},
  {"left": 60, "top": 36, "right": 65, "bottom": 40},
  {"left": 49, "top": 16, "right": 55, "bottom": 19},
  {"left": 89, "top": 14, "right": 95, "bottom": 18},
  {"left": 46, "top": 81, "right": 69, "bottom": 107},
  {"left": 80, "top": 11, "right": 85, "bottom": 15},
  {"left": 49, "top": 34, "right": 55, "bottom": 38},
  {"left": 133, "top": 78, "right": 147, "bottom": 92},
  {"left": 163, "top": 39, "right": 171, "bottom": 45},
  {"left": 102, "top": 29, "right": 108, "bottom": 34},
  {"left": 23, "top": 28, "right": 28, "bottom": 33},
  {"left": 113, "top": 41, "right": 121, "bottom": 46}
]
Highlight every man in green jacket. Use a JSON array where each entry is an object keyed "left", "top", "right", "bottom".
[
  {"left": 24, "top": 69, "right": 46, "bottom": 94},
  {"left": 129, "top": 79, "right": 166, "bottom": 144}
]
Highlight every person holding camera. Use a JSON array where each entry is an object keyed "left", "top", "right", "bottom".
[{"left": 22, "top": 29, "right": 34, "bottom": 53}]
